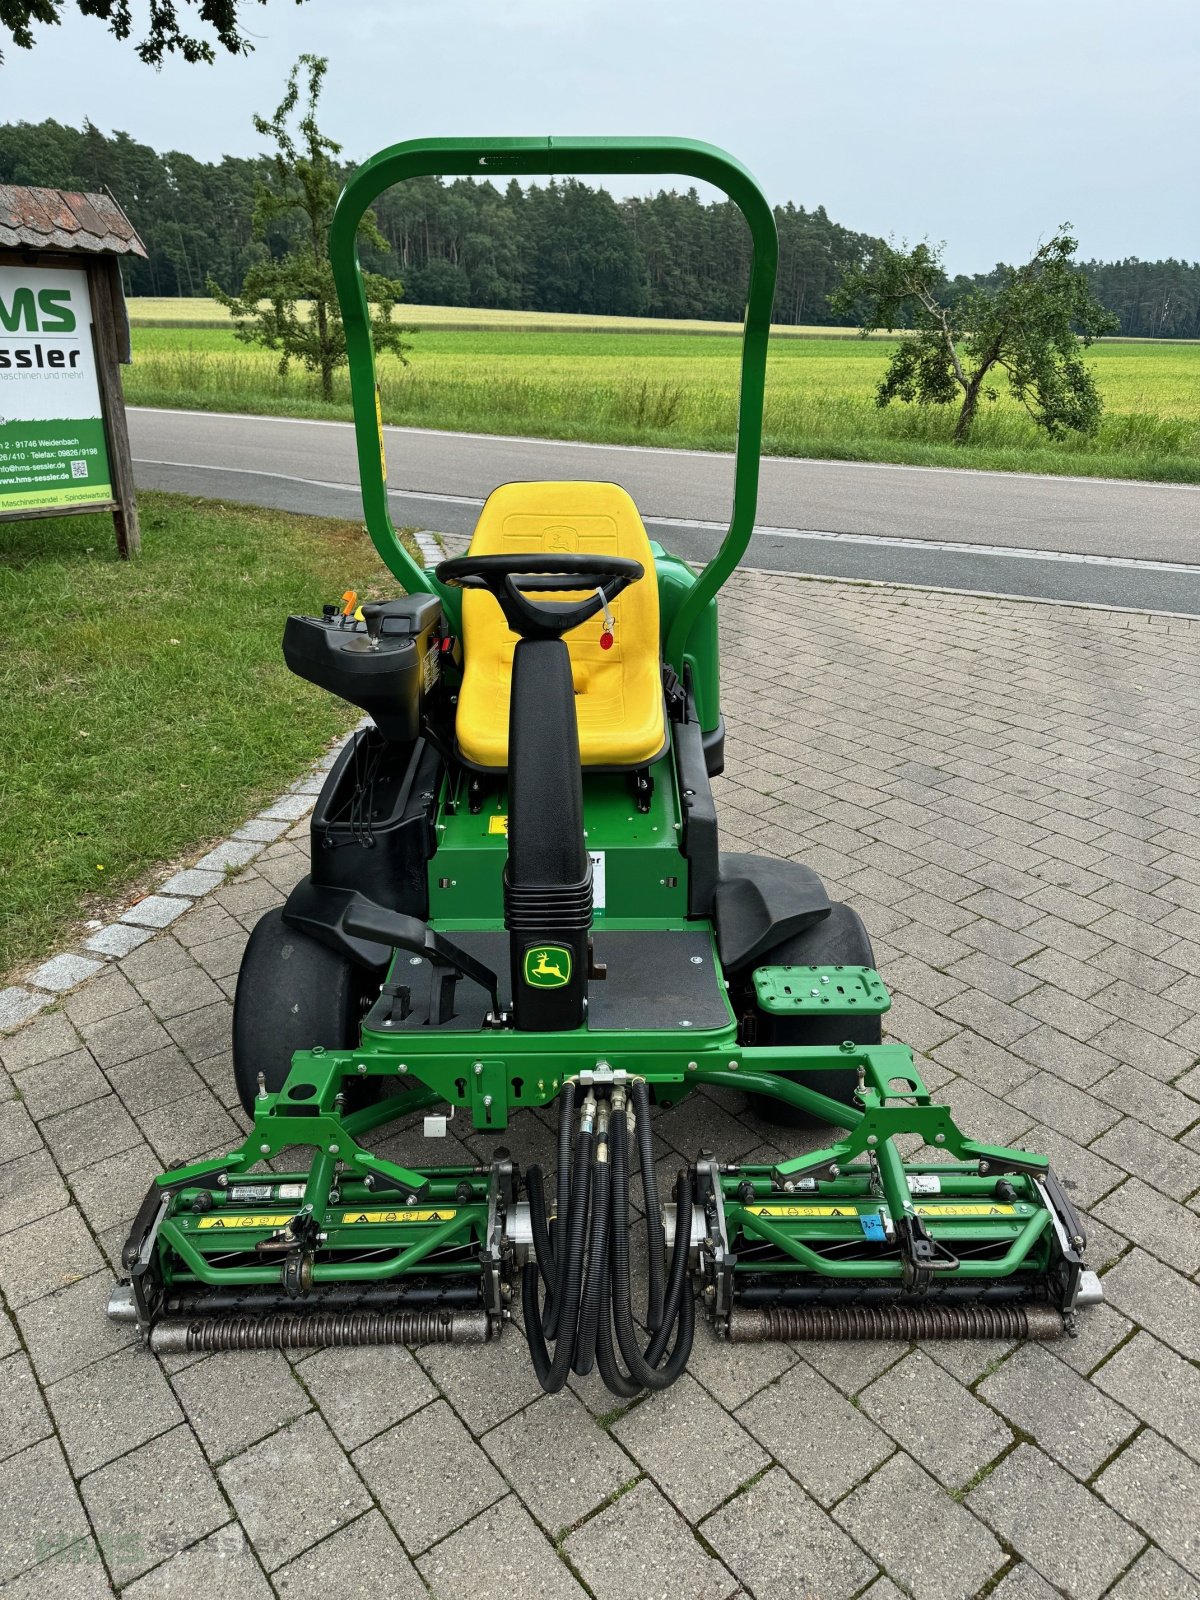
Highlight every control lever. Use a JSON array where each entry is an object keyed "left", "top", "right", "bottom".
[
  {"left": 343, "top": 904, "right": 504, "bottom": 1020},
  {"left": 360, "top": 601, "right": 387, "bottom": 650}
]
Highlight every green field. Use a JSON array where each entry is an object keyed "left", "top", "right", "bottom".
[
  {"left": 125, "top": 295, "right": 863, "bottom": 337},
  {"left": 123, "top": 321, "right": 1200, "bottom": 483},
  {"left": 0, "top": 493, "right": 395, "bottom": 975}
]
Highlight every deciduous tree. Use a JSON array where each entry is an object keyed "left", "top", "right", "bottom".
[
  {"left": 1, "top": 0, "right": 306, "bottom": 65},
  {"left": 208, "top": 54, "right": 409, "bottom": 401},
  {"left": 831, "top": 229, "right": 1119, "bottom": 442}
]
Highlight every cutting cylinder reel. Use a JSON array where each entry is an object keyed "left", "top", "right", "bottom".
[{"left": 112, "top": 1062, "right": 1101, "bottom": 1395}]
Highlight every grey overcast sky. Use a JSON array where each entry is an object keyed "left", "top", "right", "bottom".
[{"left": 3, "top": 0, "right": 1198, "bottom": 272}]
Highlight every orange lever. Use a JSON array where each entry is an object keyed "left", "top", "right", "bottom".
[{"left": 341, "top": 590, "right": 358, "bottom": 617}]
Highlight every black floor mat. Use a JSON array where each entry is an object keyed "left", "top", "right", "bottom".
[{"left": 367, "top": 928, "right": 731, "bottom": 1033}]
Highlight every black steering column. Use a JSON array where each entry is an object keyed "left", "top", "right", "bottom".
[{"left": 437, "top": 553, "right": 644, "bottom": 1032}]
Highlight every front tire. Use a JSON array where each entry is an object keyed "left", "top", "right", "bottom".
[
  {"left": 737, "top": 902, "right": 881, "bottom": 1128},
  {"left": 232, "top": 907, "right": 378, "bottom": 1115}
]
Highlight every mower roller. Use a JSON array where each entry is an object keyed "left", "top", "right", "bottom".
[{"left": 110, "top": 137, "right": 1103, "bottom": 1391}]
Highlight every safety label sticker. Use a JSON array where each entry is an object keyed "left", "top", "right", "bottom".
[
  {"left": 338, "top": 1209, "right": 458, "bottom": 1224},
  {"left": 197, "top": 1213, "right": 294, "bottom": 1229},
  {"left": 746, "top": 1204, "right": 861, "bottom": 1218},
  {"left": 745, "top": 1202, "right": 1018, "bottom": 1219},
  {"left": 915, "top": 1203, "right": 1017, "bottom": 1217},
  {"left": 588, "top": 850, "right": 606, "bottom": 910}
]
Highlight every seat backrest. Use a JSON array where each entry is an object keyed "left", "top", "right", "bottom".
[{"left": 455, "top": 481, "right": 664, "bottom": 769}]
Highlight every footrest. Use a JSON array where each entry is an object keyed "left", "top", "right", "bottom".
[{"left": 751, "top": 964, "right": 891, "bottom": 1017}]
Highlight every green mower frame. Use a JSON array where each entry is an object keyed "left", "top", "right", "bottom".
[{"left": 112, "top": 138, "right": 1101, "bottom": 1387}]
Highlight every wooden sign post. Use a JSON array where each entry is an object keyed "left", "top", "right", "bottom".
[{"left": 0, "top": 188, "right": 147, "bottom": 558}]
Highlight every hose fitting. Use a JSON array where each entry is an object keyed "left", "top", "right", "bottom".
[{"left": 580, "top": 1089, "right": 597, "bottom": 1135}]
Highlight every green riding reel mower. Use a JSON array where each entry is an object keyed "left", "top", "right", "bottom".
[{"left": 110, "top": 138, "right": 1102, "bottom": 1392}]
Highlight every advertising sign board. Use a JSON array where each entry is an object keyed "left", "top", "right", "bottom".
[{"left": 0, "top": 263, "right": 114, "bottom": 515}]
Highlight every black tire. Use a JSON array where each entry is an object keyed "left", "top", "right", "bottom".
[
  {"left": 232, "top": 907, "right": 378, "bottom": 1115},
  {"left": 739, "top": 902, "right": 881, "bottom": 1128}
]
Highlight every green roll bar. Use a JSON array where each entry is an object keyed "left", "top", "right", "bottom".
[{"left": 329, "top": 136, "right": 778, "bottom": 669}]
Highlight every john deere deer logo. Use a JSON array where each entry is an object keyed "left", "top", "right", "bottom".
[
  {"left": 543, "top": 525, "right": 579, "bottom": 553},
  {"left": 523, "top": 945, "right": 572, "bottom": 988}
]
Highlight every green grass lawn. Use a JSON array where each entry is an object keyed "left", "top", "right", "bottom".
[
  {"left": 124, "top": 323, "right": 1200, "bottom": 484},
  {"left": 0, "top": 493, "right": 401, "bottom": 976}
]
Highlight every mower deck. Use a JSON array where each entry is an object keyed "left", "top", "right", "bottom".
[{"left": 116, "top": 997, "right": 1097, "bottom": 1366}]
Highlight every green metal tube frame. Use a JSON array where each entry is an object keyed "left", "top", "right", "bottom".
[
  {"left": 328, "top": 136, "right": 779, "bottom": 669},
  {"left": 159, "top": 1211, "right": 476, "bottom": 1288},
  {"left": 732, "top": 1205, "right": 1052, "bottom": 1280}
]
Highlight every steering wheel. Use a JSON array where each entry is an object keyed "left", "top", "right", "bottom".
[{"left": 436, "top": 552, "right": 644, "bottom": 640}]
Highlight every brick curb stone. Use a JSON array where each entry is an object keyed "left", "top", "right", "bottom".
[{"left": 0, "top": 741, "right": 350, "bottom": 1036}]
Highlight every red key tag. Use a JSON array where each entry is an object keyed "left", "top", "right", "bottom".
[{"left": 597, "top": 589, "right": 615, "bottom": 651}]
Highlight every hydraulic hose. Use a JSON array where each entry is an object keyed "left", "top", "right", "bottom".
[
  {"left": 594, "top": 1259, "right": 642, "bottom": 1398},
  {"left": 520, "top": 1084, "right": 693, "bottom": 1397},
  {"left": 523, "top": 1096, "right": 594, "bottom": 1393},
  {"left": 555, "top": 1078, "right": 574, "bottom": 1239},
  {"left": 524, "top": 1160, "right": 558, "bottom": 1337},
  {"left": 644, "top": 1171, "right": 695, "bottom": 1369},
  {"left": 630, "top": 1080, "right": 665, "bottom": 1332},
  {"left": 605, "top": 1098, "right": 695, "bottom": 1392},
  {"left": 545, "top": 1081, "right": 576, "bottom": 1339},
  {"left": 573, "top": 1112, "right": 610, "bottom": 1377},
  {"left": 591, "top": 1097, "right": 641, "bottom": 1399}
]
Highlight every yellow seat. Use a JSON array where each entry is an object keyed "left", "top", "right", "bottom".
[{"left": 454, "top": 481, "right": 666, "bottom": 770}]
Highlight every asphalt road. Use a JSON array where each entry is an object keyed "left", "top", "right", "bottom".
[{"left": 129, "top": 407, "right": 1200, "bottom": 613}]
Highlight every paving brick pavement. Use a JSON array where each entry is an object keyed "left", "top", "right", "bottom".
[{"left": 0, "top": 571, "right": 1198, "bottom": 1597}]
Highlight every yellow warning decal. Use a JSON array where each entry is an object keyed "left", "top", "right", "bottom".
[
  {"left": 916, "top": 1203, "right": 1016, "bottom": 1217},
  {"left": 338, "top": 1209, "right": 458, "bottom": 1225},
  {"left": 487, "top": 815, "right": 509, "bottom": 836},
  {"left": 746, "top": 1204, "right": 861, "bottom": 1219},
  {"left": 746, "top": 1203, "right": 1018, "bottom": 1219},
  {"left": 197, "top": 1214, "right": 293, "bottom": 1230}
]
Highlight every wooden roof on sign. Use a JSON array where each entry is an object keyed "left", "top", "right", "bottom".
[{"left": 0, "top": 186, "right": 146, "bottom": 257}]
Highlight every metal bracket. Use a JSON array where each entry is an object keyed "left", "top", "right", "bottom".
[
  {"left": 574, "top": 1062, "right": 630, "bottom": 1088},
  {"left": 468, "top": 1058, "right": 508, "bottom": 1129},
  {"left": 694, "top": 1156, "right": 736, "bottom": 1333},
  {"left": 480, "top": 1157, "right": 515, "bottom": 1326},
  {"left": 424, "top": 1105, "right": 456, "bottom": 1138}
]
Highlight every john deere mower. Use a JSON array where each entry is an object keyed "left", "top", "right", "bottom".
[{"left": 110, "top": 138, "right": 1102, "bottom": 1392}]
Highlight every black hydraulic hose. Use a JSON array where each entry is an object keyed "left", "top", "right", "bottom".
[
  {"left": 573, "top": 1143, "right": 610, "bottom": 1376},
  {"left": 594, "top": 1260, "right": 641, "bottom": 1399},
  {"left": 556, "top": 1081, "right": 574, "bottom": 1233},
  {"left": 523, "top": 1112, "right": 593, "bottom": 1394},
  {"left": 525, "top": 1164, "right": 555, "bottom": 1279},
  {"left": 548, "top": 1081, "right": 578, "bottom": 1337},
  {"left": 644, "top": 1172, "right": 695, "bottom": 1370},
  {"left": 607, "top": 1102, "right": 695, "bottom": 1392},
  {"left": 630, "top": 1080, "right": 664, "bottom": 1333},
  {"left": 545, "top": 1082, "right": 576, "bottom": 1340},
  {"left": 524, "top": 1163, "right": 559, "bottom": 1338},
  {"left": 522, "top": 1167, "right": 554, "bottom": 1343}
]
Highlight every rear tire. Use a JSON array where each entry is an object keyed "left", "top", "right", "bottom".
[
  {"left": 738, "top": 902, "right": 881, "bottom": 1128},
  {"left": 232, "top": 906, "right": 378, "bottom": 1115}
]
